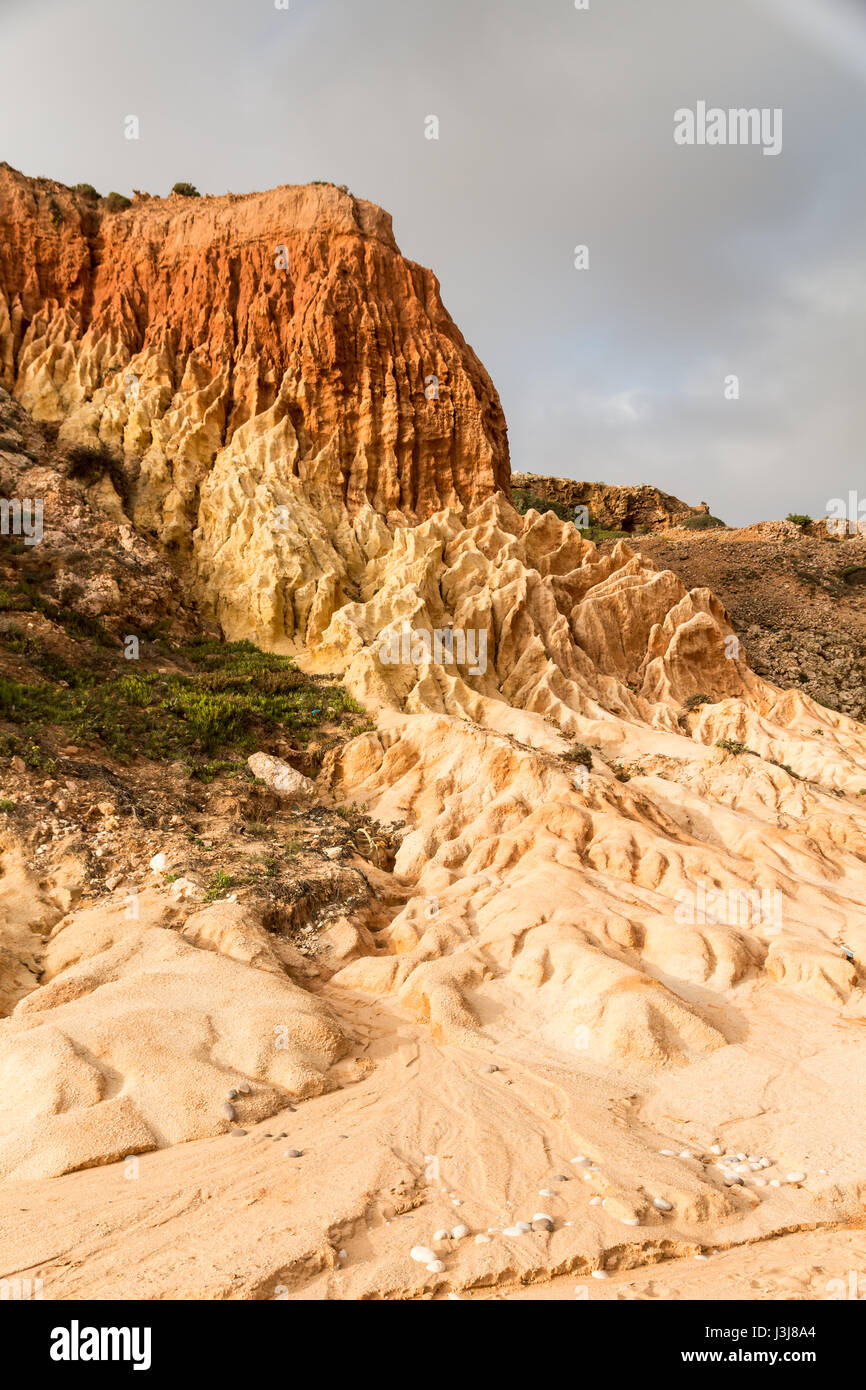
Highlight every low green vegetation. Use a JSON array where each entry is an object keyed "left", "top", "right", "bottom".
[
  {"left": 103, "top": 192, "right": 132, "bottom": 213},
  {"left": 716, "top": 739, "right": 750, "bottom": 755},
  {"left": 562, "top": 741, "right": 593, "bottom": 769},
  {"left": 786, "top": 513, "right": 812, "bottom": 528},
  {"left": 171, "top": 182, "right": 200, "bottom": 197},
  {"left": 0, "top": 638, "right": 370, "bottom": 774},
  {"left": 680, "top": 513, "right": 726, "bottom": 531},
  {"left": 511, "top": 488, "right": 574, "bottom": 524},
  {"left": 682, "top": 693, "right": 712, "bottom": 712}
]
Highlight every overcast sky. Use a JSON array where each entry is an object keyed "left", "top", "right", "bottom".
[{"left": 2, "top": 0, "right": 864, "bottom": 525}]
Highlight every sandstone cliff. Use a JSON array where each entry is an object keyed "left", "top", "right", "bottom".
[{"left": 0, "top": 163, "right": 509, "bottom": 535}]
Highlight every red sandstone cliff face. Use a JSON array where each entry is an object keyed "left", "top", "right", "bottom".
[{"left": 0, "top": 163, "right": 509, "bottom": 527}]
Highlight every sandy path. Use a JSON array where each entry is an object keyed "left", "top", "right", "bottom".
[{"left": 0, "top": 987, "right": 861, "bottom": 1301}]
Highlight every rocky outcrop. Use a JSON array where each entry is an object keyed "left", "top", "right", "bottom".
[
  {"left": 511, "top": 472, "right": 713, "bottom": 532},
  {"left": 0, "top": 163, "right": 509, "bottom": 537}
]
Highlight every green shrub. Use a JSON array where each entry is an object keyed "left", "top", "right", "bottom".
[
  {"left": 204, "top": 869, "right": 234, "bottom": 902},
  {"left": 786, "top": 513, "right": 812, "bottom": 528},
  {"left": 681, "top": 514, "right": 726, "bottom": 531},
  {"left": 103, "top": 192, "right": 132, "bottom": 212},
  {"left": 171, "top": 182, "right": 200, "bottom": 197},
  {"left": 562, "top": 742, "right": 592, "bottom": 769},
  {"left": 511, "top": 489, "right": 574, "bottom": 524},
  {"left": 716, "top": 739, "right": 749, "bottom": 755},
  {"left": 73, "top": 183, "right": 100, "bottom": 201},
  {"left": 683, "top": 693, "right": 712, "bottom": 712}
]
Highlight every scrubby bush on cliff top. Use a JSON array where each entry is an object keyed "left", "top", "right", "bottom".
[
  {"left": 171, "top": 181, "right": 200, "bottom": 197},
  {"left": 511, "top": 488, "right": 574, "bottom": 524}
]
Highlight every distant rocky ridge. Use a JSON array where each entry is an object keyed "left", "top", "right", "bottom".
[{"left": 511, "top": 471, "right": 714, "bottom": 532}]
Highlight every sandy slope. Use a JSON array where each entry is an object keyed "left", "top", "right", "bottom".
[{"left": 1, "top": 493, "right": 865, "bottom": 1299}]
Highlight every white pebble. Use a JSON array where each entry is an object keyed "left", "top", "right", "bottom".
[
  {"left": 660, "top": 1149, "right": 677, "bottom": 1157},
  {"left": 149, "top": 852, "right": 168, "bottom": 872},
  {"left": 769, "top": 1179, "right": 781, "bottom": 1187},
  {"left": 679, "top": 1149, "right": 693, "bottom": 1159},
  {"left": 621, "top": 1217, "right": 640, "bottom": 1226},
  {"left": 571, "top": 1156, "right": 592, "bottom": 1166},
  {"left": 502, "top": 1225, "right": 525, "bottom": 1237},
  {"left": 786, "top": 1172, "right": 806, "bottom": 1184},
  {"left": 532, "top": 1212, "right": 554, "bottom": 1224},
  {"left": 538, "top": 1188, "right": 555, "bottom": 1197},
  {"left": 426, "top": 1260, "right": 446, "bottom": 1273},
  {"left": 474, "top": 1234, "right": 491, "bottom": 1244},
  {"left": 709, "top": 1144, "right": 722, "bottom": 1155},
  {"left": 589, "top": 1196, "right": 602, "bottom": 1206},
  {"left": 451, "top": 1224, "right": 469, "bottom": 1239},
  {"left": 515, "top": 1221, "right": 531, "bottom": 1233},
  {"left": 433, "top": 1229, "right": 450, "bottom": 1241},
  {"left": 736, "top": 1153, "right": 746, "bottom": 1162},
  {"left": 452, "top": 1199, "right": 463, "bottom": 1207},
  {"left": 694, "top": 1254, "right": 709, "bottom": 1261},
  {"left": 410, "top": 1246, "right": 437, "bottom": 1264},
  {"left": 653, "top": 1197, "right": 672, "bottom": 1212},
  {"left": 591, "top": 1269, "right": 608, "bottom": 1280}
]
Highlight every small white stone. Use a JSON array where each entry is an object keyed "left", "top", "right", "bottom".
[
  {"left": 426, "top": 1260, "right": 446, "bottom": 1273},
  {"left": 589, "top": 1196, "right": 602, "bottom": 1206},
  {"left": 660, "top": 1148, "right": 677, "bottom": 1157},
  {"left": 571, "top": 1155, "right": 592, "bottom": 1166},
  {"left": 502, "top": 1225, "right": 525, "bottom": 1237},
  {"left": 515, "top": 1221, "right": 531, "bottom": 1233},
  {"left": 149, "top": 851, "right": 168, "bottom": 872},
  {"left": 451, "top": 1224, "right": 469, "bottom": 1239},
  {"left": 679, "top": 1149, "right": 693, "bottom": 1159},
  {"left": 621, "top": 1217, "right": 640, "bottom": 1226},
  {"left": 769, "top": 1179, "right": 781, "bottom": 1187},
  {"left": 338, "top": 1249, "right": 347, "bottom": 1259},
  {"left": 591, "top": 1269, "right": 608, "bottom": 1280},
  {"left": 452, "top": 1199, "right": 463, "bottom": 1207},
  {"left": 709, "top": 1144, "right": 722, "bottom": 1155},
  {"left": 735, "top": 1164, "right": 750, "bottom": 1175},
  {"left": 694, "top": 1254, "right": 709, "bottom": 1261},
  {"left": 747, "top": 1155, "right": 761, "bottom": 1164},
  {"left": 736, "top": 1153, "right": 746, "bottom": 1162},
  {"left": 786, "top": 1171, "right": 806, "bottom": 1184},
  {"left": 653, "top": 1197, "right": 673, "bottom": 1212},
  {"left": 759, "top": 1158, "right": 771, "bottom": 1168},
  {"left": 474, "top": 1233, "right": 491, "bottom": 1244},
  {"left": 410, "top": 1245, "right": 437, "bottom": 1264},
  {"left": 532, "top": 1212, "right": 554, "bottom": 1224},
  {"left": 433, "top": 1229, "right": 450, "bottom": 1241},
  {"left": 538, "top": 1188, "right": 555, "bottom": 1197}
]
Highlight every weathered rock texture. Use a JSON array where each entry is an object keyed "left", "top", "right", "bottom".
[
  {"left": 0, "top": 163, "right": 509, "bottom": 537},
  {"left": 511, "top": 471, "right": 713, "bottom": 532}
]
